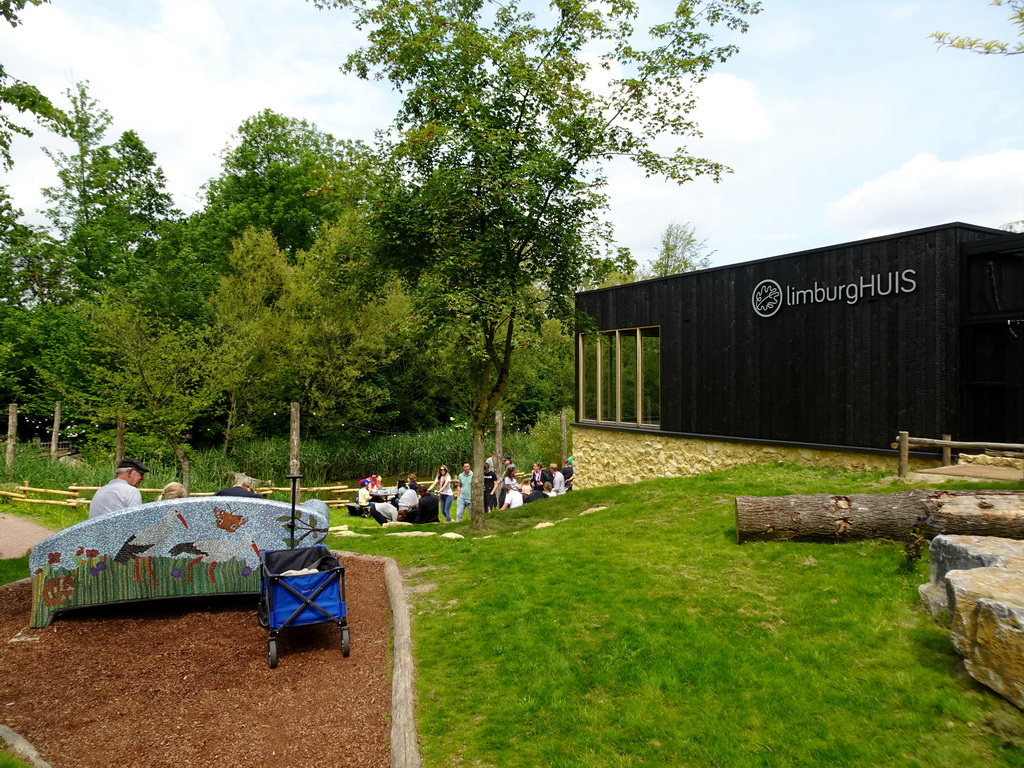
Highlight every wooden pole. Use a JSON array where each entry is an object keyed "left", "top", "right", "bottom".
[
  {"left": 5, "top": 403, "right": 16, "bottom": 471},
  {"left": 115, "top": 413, "right": 125, "bottom": 464},
  {"left": 495, "top": 410, "right": 504, "bottom": 463},
  {"left": 290, "top": 402, "right": 301, "bottom": 476},
  {"left": 560, "top": 409, "right": 568, "bottom": 466},
  {"left": 942, "top": 433, "right": 952, "bottom": 467},
  {"left": 50, "top": 401, "right": 61, "bottom": 457},
  {"left": 898, "top": 431, "right": 909, "bottom": 479}
]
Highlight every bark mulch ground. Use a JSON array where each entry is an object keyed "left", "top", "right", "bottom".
[{"left": 0, "top": 556, "right": 391, "bottom": 768}]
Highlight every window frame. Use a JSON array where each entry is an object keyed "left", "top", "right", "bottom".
[{"left": 577, "top": 325, "right": 660, "bottom": 428}]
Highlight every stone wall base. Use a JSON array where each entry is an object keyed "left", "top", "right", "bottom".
[
  {"left": 573, "top": 427, "right": 939, "bottom": 488},
  {"left": 960, "top": 453, "right": 1024, "bottom": 470}
]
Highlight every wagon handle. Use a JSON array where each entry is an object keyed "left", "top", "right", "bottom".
[{"left": 285, "top": 473, "right": 303, "bottom": 548}]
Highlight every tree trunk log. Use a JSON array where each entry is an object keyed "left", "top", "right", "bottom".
[{"left": 735, "top": 490, "right": 1024, "bottom": 543}]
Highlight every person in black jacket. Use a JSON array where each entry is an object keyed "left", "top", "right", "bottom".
[{"left": 407, "top": 485, "right": 440, "bottom": 524}]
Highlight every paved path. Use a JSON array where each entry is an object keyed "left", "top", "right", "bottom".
[
  {"left": 0, "top": 513, "right": 55, "bottom": 559},
  {"left": 913, "top": 464, "right": 1023, "bottom": 482}
]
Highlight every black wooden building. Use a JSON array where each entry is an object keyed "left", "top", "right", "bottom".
[{"left": 575, "top": 223, "right": 1024, "bottom": 455}]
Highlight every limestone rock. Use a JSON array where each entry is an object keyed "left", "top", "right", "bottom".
[
  {"left": 332, "top": 530, "right": 370, "bottom": 537},
  {"left": 965, "top": 598, "right": 1024, "bottom": 709},
  {"left": 920, "top": 535, "right": 1024, "bottom": 616},
  {"left": 533, "top": 521, "right": 556, "bottom": 529},
  {"left": 440, "top": 532, "right": 464, "bottom": 539},
  {"left": 946, "top": 567, "right": 1024, "bottom": 656},
  {"left": 385, "top": 531, "right": 438, "bottom": 537}
]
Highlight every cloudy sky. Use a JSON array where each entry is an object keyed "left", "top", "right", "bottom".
[{"left": 2, "top": 0, "right": 1023, "bottom": 267}]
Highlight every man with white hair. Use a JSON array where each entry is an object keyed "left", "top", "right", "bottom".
[{"left": 89, "top": 458, "right": 150, "bottom": 518}]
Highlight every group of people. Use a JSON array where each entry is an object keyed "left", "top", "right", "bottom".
[
  {"left": 355, "top": 461, "right": 475, "bottom": 525},
  {"left": 88, "top": 458, "right": 264, "bottom": 518},
  {"left": 352, "top": 455, "right": 575, "bottom": 525},
  {"left": 492, "top": 457, "right": 574, "bottom": 511}
]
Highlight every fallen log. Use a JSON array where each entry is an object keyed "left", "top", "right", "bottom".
[{"left": 735, "top": 489, "right": 1024, "bottom": 544}]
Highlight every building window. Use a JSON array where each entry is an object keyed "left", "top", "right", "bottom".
[{"left": 578, "top": 326, "right": 660, "bottom": 427}]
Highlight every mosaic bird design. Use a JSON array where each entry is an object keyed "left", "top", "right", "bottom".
[
  {"left": 168, "top": 535, "right": 260, "bottom": 585},
  {"left": 113, "top": 507, "right": 189, "bottom": 583}
]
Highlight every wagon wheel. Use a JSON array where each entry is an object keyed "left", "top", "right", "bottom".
[
  {"left": 268, "top": 637, "right": 278, "bottom": 669},
  {"left": 257, "top": 597, "right": 269, "bottom": 629},
  {"left": 341, "top": 627, "right": 350, "bottom": 658}
]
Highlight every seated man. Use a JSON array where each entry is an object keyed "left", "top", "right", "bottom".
[
  {"left": 215, "top": 476, "right": 260, "bottom": 498},
  {"left": 397, "top": 480, "right": 419, "bottom": 518},
  {"left": 357, "top": 479, "right": 373, "bottom": 510},
  {"left": 500, "top": 484, "right": 524, "bottom": 510},
  {"left": 368, "top": 501, "right": 399, "bottom": 526},
  {"left": 525, "top": 481, "right": 548, "bottom": 503},
  {"left": 90, "top": 458, "right": 149, "bottom": 518},
  {"left": 407, "top": 485, "right": 440, "bottom": 524}
]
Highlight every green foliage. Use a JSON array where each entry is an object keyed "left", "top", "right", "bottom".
[
  {"left": 328, "top": 463, "right": 1024, "bottom": 767},
  {"left": 932, "top": 0, "right": 1024, "bottom": 55},
  {"left": 190, "top": 109, "right": 375, "bottom": 266},
  {"left": 40, "top": 82, "right": 178, "bottom": 298},
  {"left": 0, "top": 1, "right": 62, "bottom": 170}
]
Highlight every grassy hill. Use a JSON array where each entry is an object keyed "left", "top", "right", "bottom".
[{"left": 329, "top": 463, "right": 1024, "bottom": 767}]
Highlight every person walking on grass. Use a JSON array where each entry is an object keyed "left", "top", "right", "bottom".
[{"left": 455, "top": 461, "right": 472, "bottom": 523}]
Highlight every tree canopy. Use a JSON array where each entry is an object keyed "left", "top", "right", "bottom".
[{"left": 313, "top": 0, "right": 759, "bottom": 525}]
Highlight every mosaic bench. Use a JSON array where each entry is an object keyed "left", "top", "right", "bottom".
[{"left": 28, "top": 496, "right": 329, "bottom": 627}]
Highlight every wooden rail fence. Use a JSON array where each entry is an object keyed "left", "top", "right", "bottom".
[{"left": 892, "top": 431, "right": 1024, "bottom": 480}]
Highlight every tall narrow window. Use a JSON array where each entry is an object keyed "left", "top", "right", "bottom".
[
  {"left": 582, "top": 333, "right": 597, "bottom": 421},
  {"left": 620, "top": 330, "right": 637, "bottom": 423},
  {"left": 599, "top": 331, "right": 617, "bottom": 421},
  {"left": 640, "top": 327, "right": 660, "bottom": 425}
]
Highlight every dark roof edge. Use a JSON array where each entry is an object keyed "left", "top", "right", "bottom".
[{"left": 578, "top": 221, "right": 1012, "bottom": 297}]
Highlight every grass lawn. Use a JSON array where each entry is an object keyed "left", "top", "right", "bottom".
[
  {"left": 327, "top": 463, "right": 1024, "bottom": 767},
  {"left": 3, "top": 463, "right": 1024, "bottom": 766}
]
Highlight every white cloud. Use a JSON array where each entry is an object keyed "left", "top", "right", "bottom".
[
  {"left": 825, "top": 150, "right": 1024, "bottom": 237},
  {"left": 690, "top": 74, "right": 773, "bottom": 143}
]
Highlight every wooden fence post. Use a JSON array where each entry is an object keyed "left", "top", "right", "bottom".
[
  {"left": 942, "top": 433, "right": 952, "bottom": 467},
  {"left": 5, "top": 403, "right": 16, "bottom": 471},
  {"left": 50, "top": 401, "right": 61, "bottom": 457},
  {"left": 898, "top": 431, "right": 909, "bottom": 480},
  {"left": 290, "top": 402, "right": 301, "bottom": 476},
  {"left": 495, "top": 410, "right": 503, "bottom": 462},
  {"left": 560, "top": 409, "right": 568, "bottom": 466}
]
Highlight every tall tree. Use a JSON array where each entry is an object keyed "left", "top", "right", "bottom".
[
  {"left": 313, "top": 0, "right": 760, "bottom": 527},
  {"left": 645, "top": 221, "right": 713, "bottom": 278},
  {"left": 0, "top": 0, "right": 62, "bottom": 169},
  {"left": 41, "top": 83, "right": 178, "bottom": 297},
  {"left": 192, "top": 109, "right": 374, "bottom": 266},
  {"left": 931, "top": 0, "right": 1024, "bottom": 55}
]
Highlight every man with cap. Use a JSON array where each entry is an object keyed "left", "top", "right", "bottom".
[{"left": 89, "top": 458, "right": 149, "bottom": 518}]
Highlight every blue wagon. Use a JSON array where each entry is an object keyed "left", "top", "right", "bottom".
[{"left": 257, "top": 544, "right": 350, "bottom": 668}]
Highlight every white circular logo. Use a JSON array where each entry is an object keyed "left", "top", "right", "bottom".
[{"left": 752, "top": 279, "right": 783, "bottom": 317}]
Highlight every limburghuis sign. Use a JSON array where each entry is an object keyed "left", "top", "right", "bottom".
[{"left": 752, "top": 270, "right": 917, "bottom": 317}]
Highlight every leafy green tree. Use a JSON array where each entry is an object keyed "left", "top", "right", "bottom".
[
  {"left": 931, "top": 0, "right": 1024, "bottom": 55},
  {"left": 41, "top": 83, "right": 178, "bottom": 297},
  {"left": 191, "top": 109, "right": 375, "bottom": 267},
  {"left": 645, "top": 221, "right": 713, "bottom": 278},
  {"left": 79, "top": 293, "right": 223, "bottom": 487},
  {"left": 0, "top": 0, "right": 62, "bottom": 169},
  {"left": 313, "top": 0, "right": 760, "bottom": 527}
]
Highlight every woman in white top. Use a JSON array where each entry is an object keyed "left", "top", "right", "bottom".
[{"left": 432, "top": 465, "right": 454, "bottom": 523}]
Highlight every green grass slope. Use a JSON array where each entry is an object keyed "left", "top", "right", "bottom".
[{"left": 329, "top": 464, "right": 1024, "bottom": 767}]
